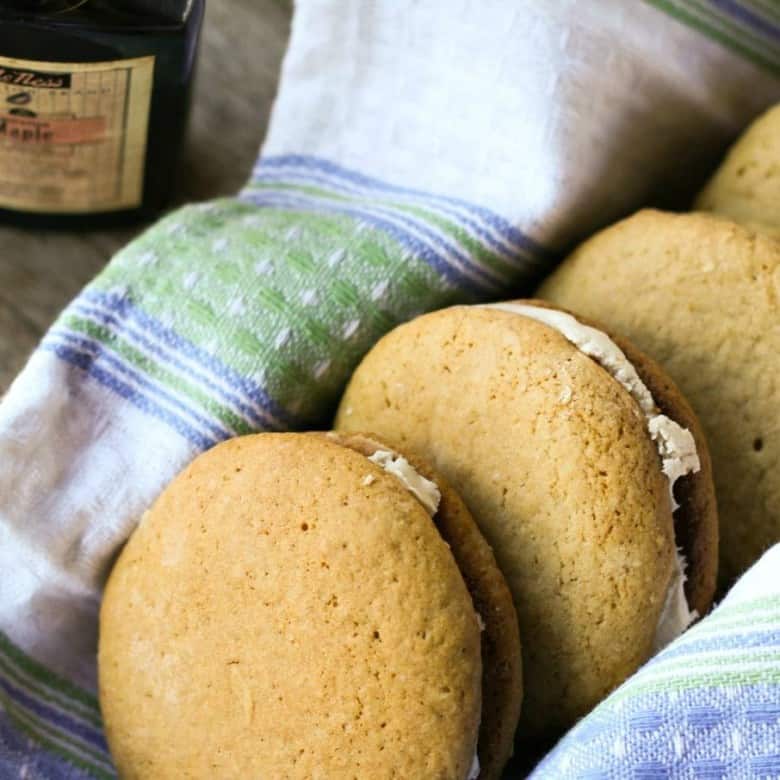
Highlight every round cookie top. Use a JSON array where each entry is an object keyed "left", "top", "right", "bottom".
[
  {"left": 336, "top": 305, "right": 679, "bottom": 738},
  {"left": 99, "top": 433, "right": 482, "bottom": 779},
  {"left": 695, "top": 103, "right": 780, "bottom": 237},
  {"left": 539, "top": 209, "right": 777, "bottom": 582}
]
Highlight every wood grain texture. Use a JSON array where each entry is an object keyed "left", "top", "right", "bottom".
[{"left": 0, "top": 0, "right": 292, "bottom": 391}]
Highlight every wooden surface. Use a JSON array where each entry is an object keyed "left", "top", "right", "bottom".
[{"left": 0, "top": 0, "right": 292, "bottom": 391}]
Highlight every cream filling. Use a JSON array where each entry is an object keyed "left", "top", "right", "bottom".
[
  {"left": 467, "top": 752, "right": 480, "bottom": 780},
  {"left": 367, "top": 450, "right": 441, "bottom": 515},
  {"left": 482, "top": 303, "right": 700, "bottom": 649}
]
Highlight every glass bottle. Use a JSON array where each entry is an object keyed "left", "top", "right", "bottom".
[{"left": 0, "top": 0, "right": 205, "bottom": 227}]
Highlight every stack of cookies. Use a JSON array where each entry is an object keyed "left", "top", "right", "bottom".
[
  {"left": 99, "top": 432, "right": 522, "bottom": 779},
  {"left": 98, "top": 105, "right": 778, "bottom": 778}
]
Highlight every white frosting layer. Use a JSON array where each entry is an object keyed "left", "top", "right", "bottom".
[
  {"left": 648, "top": 416, "right": 700, "bottom": 512},
  {"left": 467, "top": 751, "right": 480, "bottom": 780},
  {"left": 482, "top": 303, "right": 700, "bottom": 649},
  {"left": 367, "top": 450, "right": 441, "bottom": 516},
  {"left": 653, "top": 549, "right": 696, "bottom": 653}
]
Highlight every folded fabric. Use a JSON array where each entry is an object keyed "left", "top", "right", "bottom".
[{"left": 1, "top": 1, "right": 779, "bottom": 777}]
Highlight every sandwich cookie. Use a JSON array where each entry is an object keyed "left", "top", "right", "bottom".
[
  {"left": 336, "top": 301, "right": 717, "bottom": 740},
  {"left": 99, "top": 432, "right": 521, "bottom": 779},
  {"left": 695, "top": 103, "right": 780, "bottom": 237},
  {"left": 540, "top": 209, "right": 777, "bottom": 582}
]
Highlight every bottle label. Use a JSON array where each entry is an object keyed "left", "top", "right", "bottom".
[{"left": 0, "top": 54, "right": 154, "bottom": 214}]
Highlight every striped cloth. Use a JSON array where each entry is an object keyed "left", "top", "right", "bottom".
[{"left": 0, "top": 2, "right": 778, "bottom": 777}]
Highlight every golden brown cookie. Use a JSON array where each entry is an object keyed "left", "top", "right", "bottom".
[
  {"left": 328, "top": 432, "right": 522, "bottom": 780},
  {"left": 99, "top": 432, "right": 520, "bottom": 779},
  {"left": 540, "top": 209, "right": 778, "bottom": 583},
  {"left": 695, "top": 103, "right": 780, "bottom": 237},
  {"left": 336, "top": 301, "right": 717, "bottom": 742}
]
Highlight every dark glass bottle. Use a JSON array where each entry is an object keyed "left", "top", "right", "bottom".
[{"left": 0, "top": 0, "right": 205, "bottom": 227}]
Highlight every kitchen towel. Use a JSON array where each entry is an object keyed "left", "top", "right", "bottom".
[{"left": 1, "top": 1, "right": 778, "bottom": 776}]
